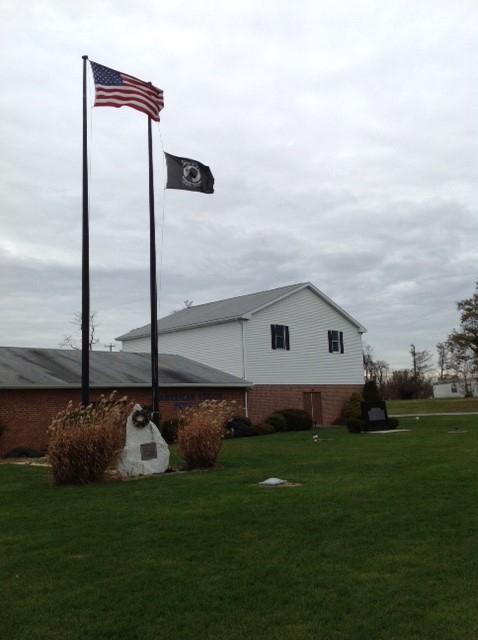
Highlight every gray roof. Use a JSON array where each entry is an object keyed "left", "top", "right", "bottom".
[
  {"left": 117, "top": 281, "right": 366, "bottom": 341},
  {"left": 0, "top": 347, "right": 252, "bottom": 389}
]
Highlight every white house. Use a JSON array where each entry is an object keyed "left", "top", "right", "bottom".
[{"left": 117, "top": 282, "right": 367, "bottom": 425}]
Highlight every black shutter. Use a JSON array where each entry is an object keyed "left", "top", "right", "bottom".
[
  {"left": 285, "top": 326, "right": 290, "bottom": 350},
  {"left": 327, "top": 330, "right": 333, "bottom": 353},
  {"left": 271, "top": 324, "right": 277, "bottom": 350},
  {"left": 339, "top": 331, "right": 344, "bottom": 354}
]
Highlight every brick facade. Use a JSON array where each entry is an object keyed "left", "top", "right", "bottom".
[
  {"left": 0, "top": 383, "right": 360, "bottom": 457},
  {"left": 0, "top": 387, "right": 246, "bottom": 457},
  {"left": 247, "top": 384, "right": 362, "bottom": 426}
]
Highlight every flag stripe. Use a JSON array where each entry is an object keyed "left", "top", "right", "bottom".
[
  {"left": 95, "top": 88, "right": 163, "bottom": 119},
  {"left": 90, "top": 61, "right": 164, "bottom": 121}
]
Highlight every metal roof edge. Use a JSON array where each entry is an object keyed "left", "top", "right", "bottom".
[
  {"left": 242, "top": 281, "right": 367, "bottom": 332},
  {"left": 116, "top": 281, "right": 367, "bottom": 339},
  {"left": 158, "top": 316, "right": 248, "bottom": 335},
  {"left": 0, "top": 382, "right": 253, "bottom": 391},
  {"left": 306, "top": 282, "right": 367, "bottom": 332},
  {"left": 245, "top": 282, "right": 308, "bottom": 316},
  {"left": 119, "top": 316, "right": 249, "bottom": 341}
]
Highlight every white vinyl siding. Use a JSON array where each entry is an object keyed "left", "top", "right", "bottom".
[
  {"left": 120, "top": 286, "right": 364, "bottom": 385},
  {"left": 122, "top": 337, "right": 150, "bottom": 352},
  {"left": 125, "top": 322, "right": 244, "bottom": 378},
  {"left": 244, "top": 288, "right": 363, "bottom": 384}
]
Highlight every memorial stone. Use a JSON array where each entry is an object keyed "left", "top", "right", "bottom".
[
  {"left": 117, "top": 404, "right": 170, "bottom": 477},
  {"left": 361, "top": 401, "right": 390, "bottom": 431}
]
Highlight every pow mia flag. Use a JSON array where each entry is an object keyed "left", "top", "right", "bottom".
[{"left": 164, "top": 153, "right": 214, "bottom": 194}]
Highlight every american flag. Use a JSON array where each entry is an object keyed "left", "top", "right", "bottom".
[{"left": 90, "top": 61, "right": 164, "bottom": 121}]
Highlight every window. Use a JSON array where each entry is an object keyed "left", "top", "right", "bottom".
[
  {"left": 328, "top": 330, "right": 344, "bottom": 354},
  {"left": 271, "top": 324, "right": 290, "bottom": 350}
]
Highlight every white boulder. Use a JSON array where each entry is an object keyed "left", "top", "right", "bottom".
[{"left": 117, "top": 404, "right": 170, "bottom": 478}]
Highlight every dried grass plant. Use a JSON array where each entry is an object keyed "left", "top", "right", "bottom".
[
  {"left": 177, "top": 400, "right": 237, "bottom": 469},
  {"left": 48, "top": 392, "right": 132, "bottom": 485}
]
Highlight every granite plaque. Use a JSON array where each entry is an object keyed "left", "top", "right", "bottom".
[{"left": 140, "top": 442, "right": 158, "bottom": 461}]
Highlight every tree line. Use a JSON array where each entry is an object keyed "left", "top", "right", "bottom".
[{"left": 364, "top": 281, "right": 478, "bottom": 399}]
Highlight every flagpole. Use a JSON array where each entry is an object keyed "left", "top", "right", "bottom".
[
  {"left": 148, "top": 116, "right": 160, "bottom": 426},
  {"left": 81, "top": 55, "right": 90, "bottom": 407}
]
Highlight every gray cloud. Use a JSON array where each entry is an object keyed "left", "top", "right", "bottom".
[{"left": 1, "top": 0, "right": 477, "bottom": 371}]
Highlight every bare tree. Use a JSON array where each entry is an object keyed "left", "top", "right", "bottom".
[
  {"left": 436, "top": 342, "right": 449, "bottom": 380},
  {"left": 363, "top": 342, "right": 375, "bottom": 381},
  {"left": 60, "top": 311, "right": 100, "bottom": 351},
  {"left": 439, "top": 281, "right": 478, "bottom": 395},
  {"left": 409, "top": 344, "right": 433, "bottom": 380},
  {"left": 363, "top": 342, "right": 389, "bottom": 390},
  {"left": 445, "top": 333, "right": 476, "bottom": 397},
  {"left": 170, "top": 299, "right": 194, "bottom": 314},
  {"left": 373, "top": 359, "right": 390, "bottom": 388}
]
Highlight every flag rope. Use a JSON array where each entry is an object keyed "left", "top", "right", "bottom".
[{"left": 155, "top": 121, "right": 167, "bottom": 317}]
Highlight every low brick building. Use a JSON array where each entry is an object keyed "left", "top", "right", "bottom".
[{"left": 0, "top": 348, "right": 251, "bottom": 457}]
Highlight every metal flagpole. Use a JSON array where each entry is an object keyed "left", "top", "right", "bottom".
[
  {"left": 148, "top": 116, "right": 160, "bottom": 426},
  {"left": 81, "top": 55, "right": 90, "bottom": 407}
]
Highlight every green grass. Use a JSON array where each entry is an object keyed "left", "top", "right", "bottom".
[
  {"left": 387, "top": 396, "right": 478, "bottom": 415},
  {"left": 2, "top": 418, "right": 478, "bottom": 640}
]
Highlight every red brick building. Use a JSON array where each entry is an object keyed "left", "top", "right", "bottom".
[{"left": 0, "top": 348, "right": 250, "bottom": 457}]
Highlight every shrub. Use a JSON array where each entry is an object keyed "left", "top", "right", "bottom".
[
  {"left": 277, "top": 408, "right": 313, "bottom": 431},
  {"left": 341, "top": 392, "right": 363, "bottom": 423},
  {"left": 346, "top": 418, "right": 366, "bottom": 434},
  {"left": 388, "top": 417, "right": 400, "bottom": 430},
  {"left": 363, "top": 380, "right": 382, "bottom": 402},
  {"left": 4, "top": 448, "right": 44, "bottom": 459},
  {"left": 177, "top": 400, "right": 237, "bottom": 469},
  {"left": 264, "top": 412, "right": 288, "bottom": 432},
  {"left": 48, "top": 392, "right": 131, "bottom": 485},
  {"left": 225, "top": 415, "right": 256, "bottom": 438},
  {"left": 254, "top": 422, "right": 276, "bottom": 436},
  {"left": 161, "top": 418, "right": 182, "bottom": 444}
]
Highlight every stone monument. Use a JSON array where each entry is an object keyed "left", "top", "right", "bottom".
[
  {"left": 361, "top": 401, "right": 390, "bottom": 431},
  {"left": 117, "top": 404, "right": 170, "bottom": 477}
]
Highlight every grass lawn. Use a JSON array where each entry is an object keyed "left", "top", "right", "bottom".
[
  {"left": 2, "top": 417, "right": 478, "bottom": 640},
  {"left": 386, "top": 396, "right": 478, "bottom": 415}
]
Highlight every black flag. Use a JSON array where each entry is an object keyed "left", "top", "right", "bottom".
[{"left": 164, "top": 153, "right": 214, "bottom": 194}]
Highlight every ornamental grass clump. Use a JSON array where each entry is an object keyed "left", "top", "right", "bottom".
[
  {"left": 48, "top": 392, "right": 131, "bottom": 485},
  {"left": 177, "top": 400, "right": 237, "bottom": 469}
]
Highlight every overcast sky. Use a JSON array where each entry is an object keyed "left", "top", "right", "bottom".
[{"left": 1, "top": 0, "right": 476, "bottom": 370}]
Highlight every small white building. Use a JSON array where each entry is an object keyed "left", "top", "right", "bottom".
[
  {"left": 433, "top": 379, "right": 477, "bottom": 398},
  {"left": 117, "top": 282, "right": 367, "bottom": 425}
]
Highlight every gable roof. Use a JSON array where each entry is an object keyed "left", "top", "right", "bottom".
[
  {"left": 116, "top": 281, "right": 366, "bottom": 341},
  {"left": 0, "top": 347, "right": 252, "bottom": 389}
]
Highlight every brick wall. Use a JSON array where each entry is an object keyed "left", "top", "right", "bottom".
[
  {"left": 0, "top": 383, "right": 361, "bottom": 456},
  {"left": 0, "top": 387, "right": 246, "bottom": 457},
  {"left": 247, "top": 384, "right": 362, "bottom": 425}
]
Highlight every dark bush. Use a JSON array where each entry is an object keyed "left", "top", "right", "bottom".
[
  {"left": 346, "top": 418, "right": 366, "bottom": 434},
  {"left": 254, "top": 422, "right": 276, "bottom": 436},
  {"left": 225, "top": 415, "right": 256, "bottom": 438},
  {"left": 363, "top": 380, "right": 382, "bottom": 402},
  {"left": 388, "top": 417, "right": 399, "bottom": 430},
  {"left": 161, "top": 418, "right": 181, "bottom": 444},
  {"left": 265, "top": 413, "right": 288, "bottom": 432},
  {"left": 5, "top": 447, "right": 44, "bottom": 459},
  {"left": 277, "top": 408, "right": 313, "bottom": 431},
  {"left": 341, "top": 392, "right": 363, "bottom": 423}
]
